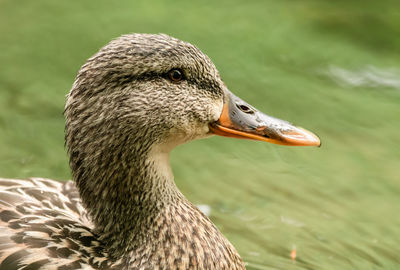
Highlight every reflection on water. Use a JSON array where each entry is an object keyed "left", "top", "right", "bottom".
[
  {"left": 326, "top": 65, "right": 400, "bottom": 89},
  {"left": 280, "top": 216, "right": 306, "bottom": 228}
]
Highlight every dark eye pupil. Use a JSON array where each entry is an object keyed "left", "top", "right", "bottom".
[
  {"left": 172, "top": 71, "right": 181, "bottom": 79},
  {"left": 169, "top": 69, "right": 183, "bottom": 82}
]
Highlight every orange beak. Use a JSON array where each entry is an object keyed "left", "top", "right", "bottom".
[{"left": 209, "top": 91, "right": 321, "bottom": 147}]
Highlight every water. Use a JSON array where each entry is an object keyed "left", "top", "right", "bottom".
[
  {"left": 1, "top": 0, "right": 400, "bottom": 269},
  {"left": 326, "top": 65, "right": 400, "bottom": 90}
]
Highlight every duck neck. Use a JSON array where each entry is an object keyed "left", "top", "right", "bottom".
[{"left": 78, "top": 144, "right": 183, "bottom": 258}]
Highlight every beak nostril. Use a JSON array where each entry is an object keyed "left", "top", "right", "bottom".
[{"left": 236, "top": 104, "right": 254, "bottom": 114}]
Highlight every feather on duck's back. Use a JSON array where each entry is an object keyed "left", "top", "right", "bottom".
[{"left": 0, "top": 178, "right": 122, "bottom": 269}]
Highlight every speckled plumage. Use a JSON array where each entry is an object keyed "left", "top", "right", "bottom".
[{"left": 0, "top": 34, "right": 245, "bottom": 269}]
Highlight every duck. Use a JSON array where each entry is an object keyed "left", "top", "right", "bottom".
[{"left": 0, "top": 33, "right": 320, "bottom": 269}]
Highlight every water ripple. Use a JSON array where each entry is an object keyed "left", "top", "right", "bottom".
[{"left": 326, "top": 65, "right": 400, "bottom": 89}]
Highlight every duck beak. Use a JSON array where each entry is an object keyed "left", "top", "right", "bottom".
[{"left": 209, "top": 91, "right": 321, "bottom": 146}]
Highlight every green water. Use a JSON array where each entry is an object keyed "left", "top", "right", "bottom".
[{"left": 1, "top": 0, "right": 400, "bottom": 269}]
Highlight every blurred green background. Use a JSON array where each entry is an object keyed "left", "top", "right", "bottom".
[{"left": 1, "top": 0, "right": 400, "bottom": 269}]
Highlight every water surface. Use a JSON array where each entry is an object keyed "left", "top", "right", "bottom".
[{"left": 0, "top": 0, "right": 399, "bottom": 269}]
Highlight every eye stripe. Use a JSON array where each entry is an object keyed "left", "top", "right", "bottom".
[{"left": 104, "top": 70, "right": 222, "bottom": 97}]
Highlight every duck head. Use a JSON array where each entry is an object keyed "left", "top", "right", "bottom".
[{"left": 66, "top": 34, "right": 319, "bottom": 161}]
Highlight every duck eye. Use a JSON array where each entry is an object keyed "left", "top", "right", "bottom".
[{"left": 168, "top": 69, "right": 184, "bottom": 83}]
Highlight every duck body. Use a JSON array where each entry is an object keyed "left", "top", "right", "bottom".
[
  {"left": 0, "top": 33, "right": 320, "bottom": 269},
  {"left": 0, "top": 178, "right": 242, "bottom": 269},
  {"left": 0, "top": 178, "right": 110, "bottom": 269}
]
